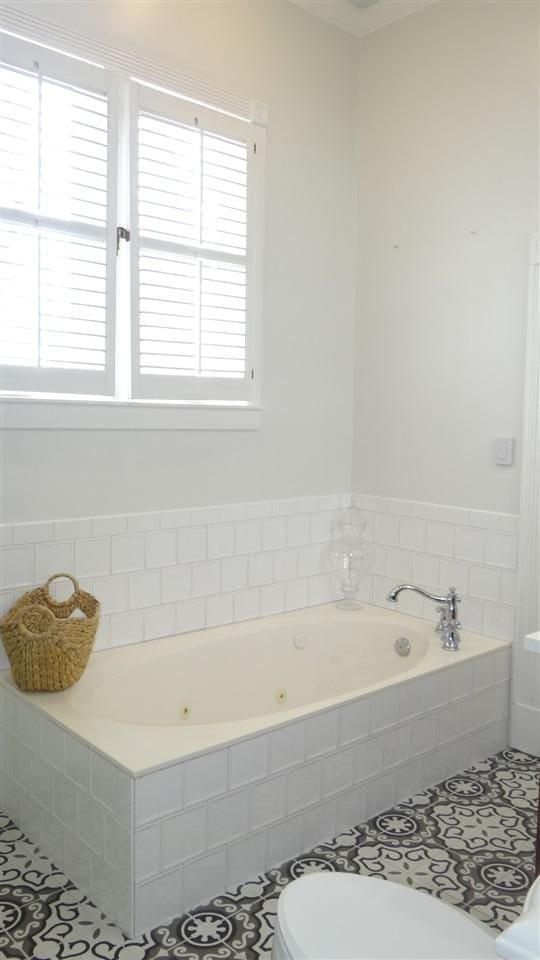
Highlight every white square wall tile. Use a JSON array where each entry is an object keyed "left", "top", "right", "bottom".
[
  {"left": 76, "top": 793, "right": 104, "bottom": 856},
  {"left": 52, "top": 774, "right": 77, "bottom": 833},
  {"left": 183, "top": 849, "right": 226, "bottom": 913},
  {"left": 485, "top": 533, "right": 518, "bottom": 570},
  {"left": 335, "top": 785, "right": 367, "bottom": 834},
  {"left": 89, "top": 752, "right": 117, "bottom": 813},
  {"left": 412, "top": 554, "right": 440, "bottom": 589},
  {"left": 110, "top": 610, "right": 144, "bottom": 647},
  {"left": 298, "top": 543, "right": 325, "bottom": 577},
  {"left": 322, "top": 747, "right": 354, "bottom": 796},
  {"left": 161, "top": 564, "right": 191, "bottom": 603},
  {"left": 262, "top": 517, "right": 286, "bottom": 551},
  {"left": 435, "top": 704, "right": 460, "bottom": 744},
  {"left": 375, "top": 515, "right": 400, "bottom": 546},
  {"left": 146, "top": 530, "right": 177, "bottom": 568},
  {"left": 370, "top": 689, "right": 398, "bottom": 732},
  {"left": 221, "top": 556, "right": 247, "bottom": 593},
  {"left": 74, "top": 539, "right": 111, "bottom": 578},
  {"left": 178, "top": 526, "right": 207, "bottom": 563},
  {"left": 112, "top": 534, "right": 146, "bottom": 573},
  {"left": 386, "top": 548, "right": 413, "bottom": 581},
  {"left": 227, "top": 832, "right": 267, "bottom": 890},
  {"left": 450, "top": 662, "right": 473, "bottom": 701},
  {"left": 398, "top": 678, "right": 425, "bottom": 721},
  {"left": 135, "top": 869, "right": 183, "bottom": 933},
  {"left": 177, "top": 598, "right": 206, "bottom": 634},
  {"left": 13, "top": 521, "right": 54, "bottom": 544},
  {"left": 306, "top": 710, "right": 339, "bottom": 758},
  {"left": 455, "top": 527, "right": 485, "bottom": 563},
  {"left": 135, "top": 764, "right": 183, "bottom": 825},
  {"left": 410, "top": 716, "right": 436, "bottom": 757},
  {"left": 191, "top": 560, "right": 220, "bottom": 598},
  {"left": 236, "top": 521, "right": 261, "bottom": 555},
  {"left": 266, "top": 815, "right": 303, "bottom": 867},
  {"left": 65, "top": 736, "right": 90, "bottom": 791},
  {"left": 383, "top": 725, "right": 411, "bottom": 768},
  {"left": 249, "top": 774, "right": 287, "bottom": 830},
  {"left": 0, "top": 546, "right": 34, "bottom": 588},
  {"left": 230, "top": 734, "right": 269, "bottom": 787},
  {"left": 426, "top": 523, "right": 454, "bottom": 558},
  {"left": 208, "top": 789, "right": 249, "bottom": 847},
  {"left": 219, "top": 503, "right": 247, "bottom": 522},
  {"left": 160, "top": 508, "right": 191, "bottom": 528},
  {"left": 184, "top": 749, "right": 228, "bottom": 805},
  {"left": 55, "top": 517, "right": 92, "bottom": 540},
  {"left": 274, "top": 548, "right": 298, "bottom": 581},
  {"left": 310, "top": 512, "right": 332, "bottom": 543},
  {"left": 161, "top": 804, "right": 206, "bottom": 870},
  {"left": 134, "top": 822, "right": 160, "bottom": 881},
  {"left": 339, "top": 698, "right": 370, "bottom": 745},
  {"left": 285, "top": 578, "right": 308, "bottom": 611},
  {"left": 483, "top": 603, "right": 515, "bottom": 642},
  {"left": 40, "top": 718, "right": 64, "bottom": 772},
  {"left": 270, "top": 721, "right": 305, "bottom": 772},
  {"left": 206, "top": 593, "right": 234, "bottom": 628},
  {"left": 248, "top": 552, "right": 274, "bottom": 586},
  {"left": 260, "top": 582, "right": 285, "bottom": 617},
  {"left": 423, "top": 670, "right": 449, "bottom": 711},
  {"left": 93, "top": 575, "right": 129, "bottom": 615},
  {"left": 287, "top": 759, "right": 322, "bottom": 813},
  {"left": 234, "top": 587, "right": 260, "bottom": 622},
  {"left": 440, "top": 559, "right": 469, "bottom": 595},
  {"left": 128, "top": 570, "right": 160, "bottom": 609},
  {"left": 127, "top": 513, "right": 160, "bottom": 533},
  {"left": 286, "top": 515, "right": 310, "bottom": 547},
  {"left": 399, "top": 519, "right": 426, "bottom": 552},
  {"left": 144, "top": 603, "right": 176, "bottom": 640},
  {"left": 36, "top": 541, "right": 74, "bottom": 581},
  {"left": 469, "top": 566, "right": 500, "bottom": 602},
  {"left": 302, "top": 798, "right": 336, "bottom": 851},
  {"left": 208, "top": 523, "right": 235, "bottom": 560}
]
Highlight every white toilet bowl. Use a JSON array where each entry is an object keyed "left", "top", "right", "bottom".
[{"left": 271, "top": 872, "right": 540, "bottom": 960}]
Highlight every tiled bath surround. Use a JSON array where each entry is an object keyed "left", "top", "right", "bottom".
[
  {"left": 0, "top": 493, "right": 519, "bottom": 664},
  {"left": 0, "top": 492, "right": 518, "bottom": 933},
  {"left": 0, "top": 644, "right": 511, "bottom": 935}
]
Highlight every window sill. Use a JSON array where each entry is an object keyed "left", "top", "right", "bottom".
[{"left": 0, "top": 394, "right": 262, "bottom": 431}]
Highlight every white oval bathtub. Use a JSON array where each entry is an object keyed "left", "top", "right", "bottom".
[{"left": 3, "top": 602, "right": 508, "bottom": 773}]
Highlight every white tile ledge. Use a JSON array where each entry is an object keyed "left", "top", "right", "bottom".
[{"left": 0, "top": 395, "right": 262, "bottom": 431}]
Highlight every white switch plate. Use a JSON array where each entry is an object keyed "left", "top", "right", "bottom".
[
  {"left": 525, "top": 631, "right": 540, "bottom": 654},
  {"left": 494, "top": 437, "right": 514, "bottom": 466}
]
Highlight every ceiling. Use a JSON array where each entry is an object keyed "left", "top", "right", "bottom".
[{"left": 290, "top": 0, "right": 436, "bottom": 39}]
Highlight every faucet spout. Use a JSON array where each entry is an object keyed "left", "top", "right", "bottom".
[{"left": 386, "top": 583, "right": 462, "bottom": 652}]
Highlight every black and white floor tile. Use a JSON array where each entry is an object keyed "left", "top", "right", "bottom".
[{"left": 0, "top": 748, "right": 538, "bottom": 959}]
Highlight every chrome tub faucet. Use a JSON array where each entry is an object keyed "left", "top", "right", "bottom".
[{"left": 387, "top": 584, "right": 462, "bottom": 652}]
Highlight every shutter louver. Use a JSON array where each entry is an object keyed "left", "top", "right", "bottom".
[
  {"left": 0, "top": 45, "right": 114, "bottom": 395},
  {"left": 133, "top": 86, "right": 251, "bottom": 402}
]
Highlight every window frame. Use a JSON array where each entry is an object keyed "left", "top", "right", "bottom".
[
  {"left": 0, "top": 31, "right": 265, "bottom": 428},
  {"left": 0, "top": 33, "right": 119, "bottom": 398}
]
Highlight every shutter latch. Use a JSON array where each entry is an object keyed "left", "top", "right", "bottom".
[{"left": 116, "top": 226, "right": 131, "bottom": 254}]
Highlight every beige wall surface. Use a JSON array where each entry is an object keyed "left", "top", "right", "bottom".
[
  {"left": 2, "top": 1, "right": 358, "bottom": 521},
  {"left": 353, "top": 0, "right": 539, "bottom": 513}
]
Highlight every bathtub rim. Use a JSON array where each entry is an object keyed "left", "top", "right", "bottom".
[{"left": 0, "top": 601, "right": 511, "bottom": 776}]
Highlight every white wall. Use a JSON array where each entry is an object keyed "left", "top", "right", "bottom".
[
  {"left": 352, "top": 0, "right": 539, "bottom": 514},
  {"left": 1, "top": 1, "right": 358, "bottom": 522}
]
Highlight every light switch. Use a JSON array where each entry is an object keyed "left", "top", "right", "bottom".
[{"left": 494, "top": 437, "right": 514, "bottom": 466}]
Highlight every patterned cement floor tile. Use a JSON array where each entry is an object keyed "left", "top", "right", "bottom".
[{"left": 0, "top": 747, "right": 538, "bottom": 958}]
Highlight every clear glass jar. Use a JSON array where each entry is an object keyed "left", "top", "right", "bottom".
[{"left": 327, "top": 505, "right": 374, "bottom": 609}]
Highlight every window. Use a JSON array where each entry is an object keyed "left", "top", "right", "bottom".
[{"left": 0, "top": 31, "right": 262, "bottom": 413}]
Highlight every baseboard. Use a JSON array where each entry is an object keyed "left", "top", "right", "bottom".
[{"left": 510, "top": 702, "right": 540, "bottom": 757}]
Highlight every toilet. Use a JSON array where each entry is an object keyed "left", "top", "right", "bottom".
[{"left": 271, "top": 872, "right": 540, "bottom": 960}]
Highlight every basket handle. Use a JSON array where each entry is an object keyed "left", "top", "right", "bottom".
[
  {"left": 43, "top": 573, "right": 81, "bottom": 612},
  {"left": 16, "top": 604, "right": 57, "bottom": 640}
]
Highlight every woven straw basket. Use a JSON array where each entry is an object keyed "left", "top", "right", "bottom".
[{"left": 0, "top": 573, "right": 100, "bottom": 692}]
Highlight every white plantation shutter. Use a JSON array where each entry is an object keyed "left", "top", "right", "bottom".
[
  {"left": 131, "top": 82, "right": 253, "bottom": 402},
  {"left": 0, "top": 35, "right": 116, "bottom": 395}
]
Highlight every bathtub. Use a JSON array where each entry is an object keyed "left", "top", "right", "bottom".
[{"left": 0, "top": 602, "right": 511, "bottom": 935}]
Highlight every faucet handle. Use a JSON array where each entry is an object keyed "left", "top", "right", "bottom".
[{"left": 435, "top": 604, "right": 448, "bottom": 632}]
